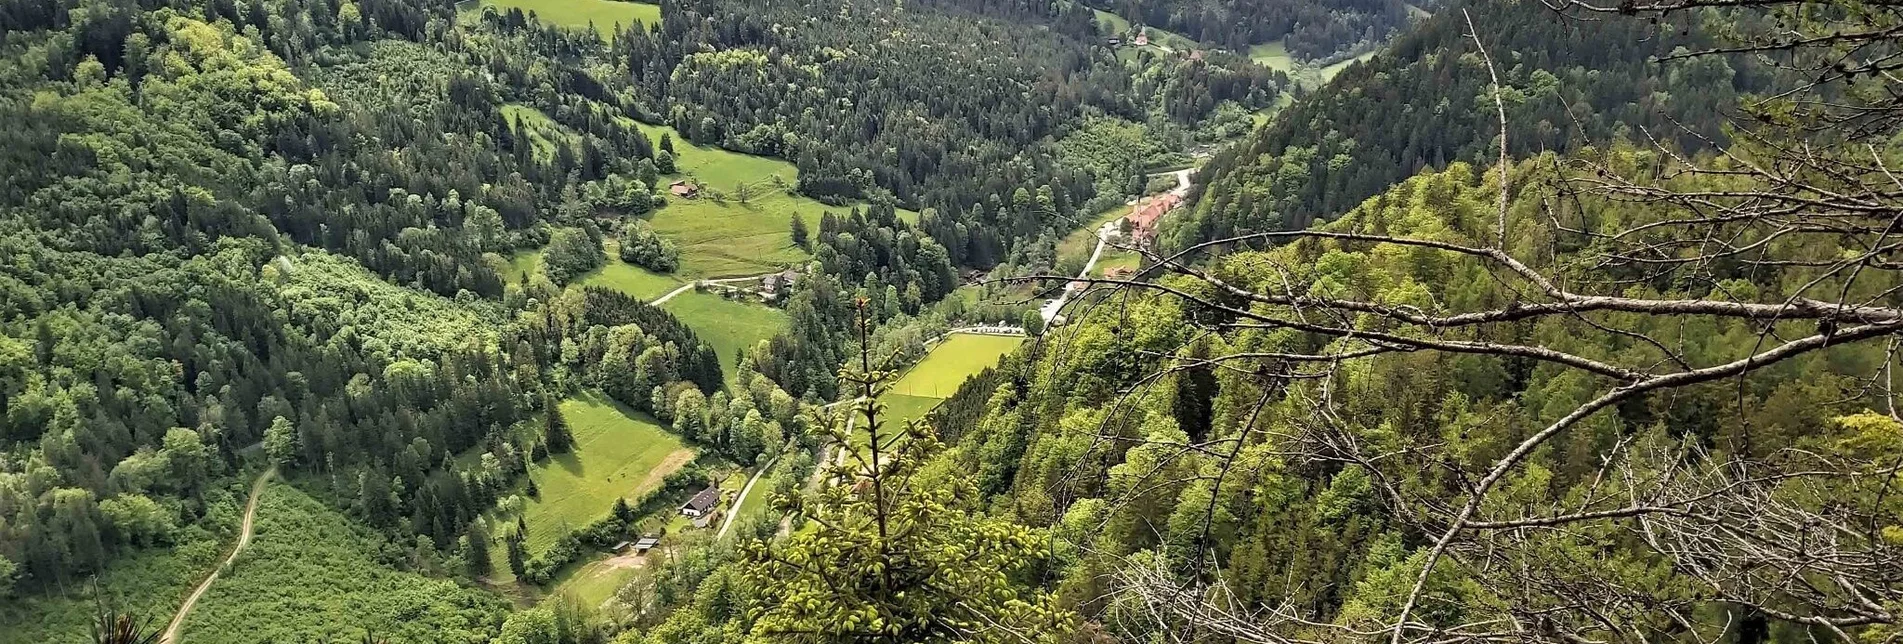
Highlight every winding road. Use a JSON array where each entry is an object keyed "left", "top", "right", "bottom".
[
  {"left": 1039, "top": 168, "right": 1194, "bottom": 323},
  {"left": 161, "top": 466, "right": 276, "bottom": 644}
]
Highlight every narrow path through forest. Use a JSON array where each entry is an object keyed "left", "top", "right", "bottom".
[{"left": 161, "top": 466, "right": 275, "bottom": 644}]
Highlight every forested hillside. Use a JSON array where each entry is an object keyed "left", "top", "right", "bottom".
[
  {"left": 1166, "top": 0, "right": 1764, "bottom": 250},
  {"left": 0, "top": 0, "right": 1275, "bottom": 635},
  {"left": 623, "top": 0, "right": 1903, "bottom": 642},
  {"left": 8, "top": 0, "right": 1900, "bottom": 639},
  {"left": 1085, "top": 0, "right": 1411, "bottom": 58}
]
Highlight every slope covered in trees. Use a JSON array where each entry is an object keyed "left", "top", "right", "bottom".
[
  {"left": 1166, "top": 0, "right": 1764, "bottom": 250},
  {"left": 1085, "top": 0, "right": 1411, "bottom": 58}
]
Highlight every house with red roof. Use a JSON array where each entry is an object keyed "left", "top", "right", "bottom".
[{"left": 1126, "top": 192, "right": 1181, "bottom": 246}]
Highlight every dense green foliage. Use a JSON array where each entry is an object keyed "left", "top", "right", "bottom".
[
  {"left": 1086, "top": 0, "right": 1409, "bottom": 58},
  {"left": 617, "top": 220, "right": 679, "bottom": 273},
  {"left": 180, "top": 481, "right": 509, "bottom": 642},
  {"left": 1168, "top": 0, "right": 1763, "bottom": 249}
]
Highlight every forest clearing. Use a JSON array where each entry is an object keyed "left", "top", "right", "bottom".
[
  {"left": 490, "top": 393, "right": 692, "bottom": 560},
  {"left": 470, "top": 0, "right": 659, "bottom": 37}
]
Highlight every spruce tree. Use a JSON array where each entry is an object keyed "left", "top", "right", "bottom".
[
  {"left": 465, "top": 518, "right": 492, "bottom": 577},
  {"left": 542, "top": 396, "right": 573, "bottom": 454},
  {"left": 790, "top": 215, "right": 810, "bottom": 249}
]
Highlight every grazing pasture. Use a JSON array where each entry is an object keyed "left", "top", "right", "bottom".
[{"left": 659, "top": 291, "right": 789, "bottom": 379}]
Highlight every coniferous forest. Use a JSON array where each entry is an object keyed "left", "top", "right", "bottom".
[{"left": 3, "top": 0, "right": 1903, "bottom": 641}]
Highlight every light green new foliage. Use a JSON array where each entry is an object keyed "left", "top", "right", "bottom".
[
  {"left": 180, "top": 482, "right": 508, "bottom": 642},
  {"left": 742, "top": 341, "right": 1073, "bottom": 642}
]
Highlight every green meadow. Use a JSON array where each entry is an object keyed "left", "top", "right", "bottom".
[
  {"left": 878, "top": 393, "right": 945, "bottom": 430},
  {"left": 626, "top": 119, "right": 918, "bottom": 278},
  {"left": 890, "top": 334, "right": 1026, "bottom": 399},
  {"left": 660, "top": 290, "right": 789, "bottom": 379},
  {"left": 1249, "top": 40, "right": 1379, "bottom": 89},
  {"left": 497, "top": 392, "right": 695, "bottom": 557},
  {"left": 850, "top": 334, "right": 1025, "bottom": 454},
  {"left": 474, "top": 0, "right": 659, "bottom": 38},
  {"left": 547, "top": 552, "right": 642, "bottom": 610},
  {"left": 501, "top": 103, "right": 569, "bottom": 160},
  {"left": 1248, "top": 40, "right": 1296, "bottom": 72}
]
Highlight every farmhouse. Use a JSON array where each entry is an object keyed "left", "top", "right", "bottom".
[
  {"left": 761, "top": 268, "right": 800, "bottom": 297},
  {"left": 1133, "top": 30, "right": 1149, "bottom": 47},
  {"left": 1105, "top": 266, "right": 1134, "bottom": 279},
  {"left": 680, "top": 486, "right": 719, "bottom": 518},
  {"left": 633, "top": 535, "right": 661, "bottom": 554},
  {"left": 668, "top": 180, "right": 701, "bottom": 199},
  {"left": 1126, "top": 193, "right": 1181, "bottom": 245}
]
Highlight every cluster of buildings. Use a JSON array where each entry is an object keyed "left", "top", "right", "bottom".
[{"left": 1126, "top": 192, "right": 1180, "bottom": 246}]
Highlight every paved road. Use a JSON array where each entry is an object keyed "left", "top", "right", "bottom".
[
  {"left": 162, "top": 467, "right": 276, "bottom": 644},
  {"left": 1039, "top": 167, "right": 1194, "bottom": 323}
]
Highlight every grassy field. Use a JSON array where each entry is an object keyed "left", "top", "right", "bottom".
[
  {"left": 497, "top": 114, "right": 914, "bottom": 279},
  {"left": 1319, "top": 50, "right": 1378, "bottom": 82},
  {"left": 474, "top": 0, "right": 659, "bottom": 38},
  {"left": 182, "top": 483, "right": 508, "bottom": 643},
  {"left": 1248, "top": 40, "right": 1379, "bottom": 88},
  {"left": 504, "top": 248, "right": 543, "bottom": 284},
  {"left": 502, "top": 103, "right": 570, "bottom": 160},
  {"left": 627, "top": 119, "right": 918, "bottom": 278},
  {"left": 733, "top": 465, "right": 776, "bottom": 525},
  {"left": 660, "top": 290, "right": 788, "bottom": 379},
  {"left": 582, "top": 260, "right": 684, "bottom": 300},
  {"left": 500, "top": 392, "right": 695, "bottom": 555},
  {"left": 879, "top": 393, "right": 945, "bottom": 429},
  {"left": 1058, "top": 205, "right": 1128, "bottom": 266},
  {"left": 891, "top": 334, "right": 1026, "bottom": 399},
  {"left": 547, "top": 552, "right": 642, "bottom": 609},
  {"left": 1248, "top": 40, "right": 1296, "bottom": 72}
]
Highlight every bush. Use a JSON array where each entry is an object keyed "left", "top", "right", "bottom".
[
  {"left": 617, "top": 221, "right": 680, "bottom": 273},
  {"left": 543, "top": 227, "right": 605, "bottom": 284}
]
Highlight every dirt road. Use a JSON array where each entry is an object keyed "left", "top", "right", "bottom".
[{"left": 160, "top": 467, "right": 275, "bottom": 644}]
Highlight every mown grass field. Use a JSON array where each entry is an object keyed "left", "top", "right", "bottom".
[
  {"left": 547, "top": 552, "right": 641, "bottom": 609},
  {"left": 1248, "top": 40, "right": 1378, "bottom": 89},
  {"left": 660, "top": 290, "right": 788, "bottom": 379},
  {"left": 626, "top": 119, "right": 918, "bottom": 278},
  {"left": 891, "top": 334, "right": 1025, "bottom": 398},
  {"left": 499, "top": 392, "right": 695, "bottom": 556},
  {"left": 474, "top": 0, "right": 659, "bottom": 38},
  {"left": 182, "top": 483, "right": 507, "bottom": 643},
  {"left": 1248, "top": 40, "right": 1296, "bottom": 71},
  {"left": 878, "top": 393, "right": 944, "bottom": 430}
]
